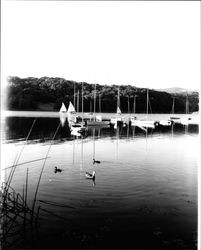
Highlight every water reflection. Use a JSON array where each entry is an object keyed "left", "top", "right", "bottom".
[
  {"left": 5, "top": 117, "right": 71, "bottom": 141},
  {"left": 1, "top": 116, "right": 199, "bottom": 249},
  {"left": 6, "top": 116, "right": 198, "bottom": 141}
]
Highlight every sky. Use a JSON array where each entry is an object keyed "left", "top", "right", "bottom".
[{"left": 1, "top": 1, "right": 200, "bottom": 91}]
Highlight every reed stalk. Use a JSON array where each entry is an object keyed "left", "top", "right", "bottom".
[
  {"left": 6, "top": 119, "right": 37, "bottom": 191},
  {"left": 24, "top": 168, "right": 28, "bottom": 247},
  {"left": 4, "top": 154, "right": 18, "bottom": 200},
  {"left": 25, "top": 169, "right": 28, "bottom": 209},
  {"left": 93, "top": 128, "right": 95, "bottom": 159},
  {"left": 22, "top": 185, "right": 25, "bottom": 207},
  {"left": 2, "top": 157, "right": 50, "bottom": 171},
  {"left": 32, "top": 122, "right": 61, "bottom": 213}
]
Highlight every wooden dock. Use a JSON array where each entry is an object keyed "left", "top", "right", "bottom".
[{"left": 3, "top": 111, "right": 199, "bottom": 125}]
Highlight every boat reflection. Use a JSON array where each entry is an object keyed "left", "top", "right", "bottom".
[
  {"left": 5, "top": 116, "right": 199, "bottom": 143},
  {"left": 2, "top": 114, "right": 199, "bottom": 249}
]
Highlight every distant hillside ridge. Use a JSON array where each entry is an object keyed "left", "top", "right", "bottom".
[
  {"left": 156, "top": 87, "right": 198, "bottom": 95},
  {"left": 6, "top": 76, "right": 199, "bottom": 113}
]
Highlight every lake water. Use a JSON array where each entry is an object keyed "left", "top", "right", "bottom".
[{"left": 1, "top": 113, "right": 199, "bottom": 249}]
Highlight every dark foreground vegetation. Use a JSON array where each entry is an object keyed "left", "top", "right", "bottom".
[{"left": 7, "top": 76, "right": 199, "bottom": 113}]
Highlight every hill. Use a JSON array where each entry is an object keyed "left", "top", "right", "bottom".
[
  {"left": 6, "top": 76, "right": 199, "bottom": 113},
  {"left": 156, "top": 87, "right": 198, "bottom": 95}
]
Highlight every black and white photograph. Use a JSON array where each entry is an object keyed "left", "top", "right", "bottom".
[{"left": 0, "top": 1, "right": 200, "bottom": 249}]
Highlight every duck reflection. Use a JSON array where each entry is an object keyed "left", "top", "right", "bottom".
[{"left": 85, "top": 171, "right": 96, "bottom": 186}]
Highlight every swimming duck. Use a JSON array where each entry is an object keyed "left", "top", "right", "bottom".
[
  {"left": 93, "top": 158, "right": 101, "bottom": 164},
  {"left": 85, "top": 171, "right": 95, "bottom": 180},
  {"left": 54, "top": 166, "right": 62, "bottom": 173}
]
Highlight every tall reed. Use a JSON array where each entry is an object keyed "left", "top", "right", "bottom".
[
  {"left": 32, "top": 122, "right": 61, "bottom": 213},
  {"left": 6, "top": 119, "right": 37, "bottom": 191}
]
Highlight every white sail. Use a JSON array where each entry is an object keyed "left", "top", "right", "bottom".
[
  {"left": 67, "top": 102, "right": 76, "bottom": 114},
  {"left": 59, "top": 102, "right": 67, "bottom": 113},
  {"left": 117, "top": 106, "right": 121, "bottom": 115},
  {"left": 59, "top": 103, "right": 67, "bottom": 127}
]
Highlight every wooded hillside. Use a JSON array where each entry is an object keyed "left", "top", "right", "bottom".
[{"left": 7, "top": 76, "right": 199, "bottom": 113}]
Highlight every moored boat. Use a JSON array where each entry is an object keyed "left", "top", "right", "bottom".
[
  {"left": 70, "top": 122, "right": 87, "bottom": 136},
  {"left": 87, "top": 120, "right": 110, "bottom": 126},
  {"left": 131, "top": 89, "right": 155, "bottom": 129},
  {"left": 110, "top": 88, "right": 124, "bottom": 128},
  {"left": 159, "top": 120, "right": 172, "bottom": 126},
  {"left": 87, "top": 84, "right": 110, "bottom": 127},
  {"left": 131, "top": 118, "right": 155, "bottom": 128},
  {"left": 66, "top": 100, "right": 87, "bottom": 136}
]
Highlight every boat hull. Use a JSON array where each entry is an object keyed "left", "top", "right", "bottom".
[
  {"left": 159, "top": 120, "right": 172, "bottom": 126},
  {"left": 87, "top": 121, "right": 110, "bottom": 126},
  {"left": 131, "top": 120, "right": 155, "bottom": 128}
]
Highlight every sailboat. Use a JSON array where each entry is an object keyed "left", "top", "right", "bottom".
[
  {"left": 123, "top": 96, "right": 131, "bottom": 126},
  {"left": 130, "top": 95, "right": 137, "bottom": 123},
  {"left": 158, "top": 98, "right": 173, "bottom": 126},
  {"left": 69, "top": 84, "right": 87, "bottom": 136},
  {"left": 159, "top": 119, "right": 172, "bottom": 126},
  {"left": 169, "top": 95, "right": 198, "bottom": 126},
  {"left": 158, "top": 98, "right": 172, "bottom": 126},
  {"left": 67, "top": 101, "right": 76, "bottom": 114},
  {"left": 130, "top": 95, "right": 148, "bottom": 132},
  {"left": 180, "top": 95, "right": 189, "bottom": 125},
  {"left": 59, "top": 102, "right": 67, "bottom": 127},
  {"left": 169, "top": 97, "right": 181, "bottom": 123},
  {"left": 110, "top": 88, "right": 123, "bottom": 128},
  {"left": 67, "top": 101, "right": 77, "bottom": 126},
  {"left": 60, "top": 102, "right": 67, "bottom": 113},
  {"left": 87, "top": 84, "right": 109, "bottom": 126},
  {"left": 117, "top": 106, "right": 121, "bottom": 115},
  {"left": 179, "top": 95, "right": 197, "bottom": 125},
  {"left": 131, "top": 89, "right": 155, "bottom": 129}
]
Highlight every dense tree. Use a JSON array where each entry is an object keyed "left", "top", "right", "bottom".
[{"left": 6, "top": 76, "right": 199, "bottom": 113}]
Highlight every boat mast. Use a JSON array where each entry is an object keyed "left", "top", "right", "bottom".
[
  {"left": 117, "top": 87, "right": 120, "bottom": 113},
  {"left": 172, "top": 97, "right": 175, "bottom": 114},
  {"left": 99, "top": 94, "right": 101, "bottom": 113},
  {"left": 94, "top": 83, "right": 96, "bottom": 120},
  {"left": 90, "top": 99, "right": 92, "bottom": 113},
  {"left": 77, "top": 90, "right": 79, "bottom": 113},
  {"left": 82, "top": 82, "right": 84, "bottom": 122},
  {"left": 118, "top": 88, "right": 120, "bottom": 108},
  {"left": 186, "top": 94, "right": 189, "bottom": 114},
  {"left": 133, "top": 95, "right": 136, "bottom": 114},
  {"left": 146, "top": 88, "right": 149, "bottom": 120},
  {"left": 74, "top": 82, "right": 76, "bottom": 108},
  {"left": 127, "top": 96, "right": 130, "bottom": 114}
]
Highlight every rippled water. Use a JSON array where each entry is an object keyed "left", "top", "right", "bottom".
[{"left": 1, "top": 115, "right": 199, "bottom": 249}]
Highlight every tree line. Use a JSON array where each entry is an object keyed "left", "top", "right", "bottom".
[{"left": 7, "top": 76, "right": 199, "bottom": 113}]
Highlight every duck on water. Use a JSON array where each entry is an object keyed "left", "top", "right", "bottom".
[
  {"left": 54, "top": 166, "right": 62, "bottom": 173},
  {"left": 85, "top": 171, "right": 96, "bottom": 180},
  {"left": 93, "top": 159, "right": 101, "bottom": 164}
]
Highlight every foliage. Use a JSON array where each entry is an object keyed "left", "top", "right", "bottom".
[{"left": 6, "top": 76, "right": 199, "bottom": 113}]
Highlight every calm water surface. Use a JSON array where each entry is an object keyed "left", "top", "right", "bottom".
[{"left": 1, "top": 114, "right": 199, "bottom": 249}]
